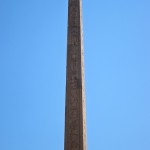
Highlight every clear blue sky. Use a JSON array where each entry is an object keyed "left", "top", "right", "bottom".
[{"left": 0, "top": 0, "right": 150, "bottom": 150}]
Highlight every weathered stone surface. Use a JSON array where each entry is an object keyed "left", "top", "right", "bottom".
[{"left": 64, "top": 0, "right": 87, "bottom": 150}]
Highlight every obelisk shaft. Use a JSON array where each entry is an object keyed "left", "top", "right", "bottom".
[{"left": 64, "top": 0, "right": 87, "bottom": 150}]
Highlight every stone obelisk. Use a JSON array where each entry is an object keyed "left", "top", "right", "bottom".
[{"left": 64, "top": 0, "right": 87, "bottom": 149}]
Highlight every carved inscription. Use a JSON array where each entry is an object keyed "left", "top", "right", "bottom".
[
  {"left": 70, "top": 134, "right": 79, "bottom": 149},
  {"left": 68, "top": 2, "right": 80, "bottom": 147},
  {"left": 69, "top": 87, "right": 80, "bottom": 149},
  {"left": 71, "top": 27, "right": 78, "bottom": 37},
  {"left": 70, "top": 75, "right": 77, "bottom": 89}
]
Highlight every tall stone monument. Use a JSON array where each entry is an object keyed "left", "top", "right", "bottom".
[{"left": 64, "top": 0, "right": 87, "bottom": 149}]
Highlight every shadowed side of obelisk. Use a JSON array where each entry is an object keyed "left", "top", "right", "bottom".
[{"left": 64, "top": 0, "right": 87, "bottom": 150}]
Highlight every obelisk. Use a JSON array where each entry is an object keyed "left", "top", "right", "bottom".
[{"left": 64, "top": 0, "right": 87, "bottom": 149}]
